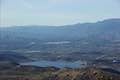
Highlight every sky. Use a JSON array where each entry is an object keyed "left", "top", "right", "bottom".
[{"left": 0, "top": 0, "right": 120, "bottom": 26}]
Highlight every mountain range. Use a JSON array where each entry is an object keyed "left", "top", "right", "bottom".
[{"left": 0, "top": 18, "right": 120, "bottom": 41}]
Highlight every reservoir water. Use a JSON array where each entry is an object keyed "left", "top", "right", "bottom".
[{"left": 20, "top": 60, "right": 87, "bottom": 68}]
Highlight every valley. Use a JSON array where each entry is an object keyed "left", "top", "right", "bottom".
[{"left": 0, "top": 19, "right": 120, "bottom": 80}]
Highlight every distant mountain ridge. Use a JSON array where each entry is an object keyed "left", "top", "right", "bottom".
[{"left": 1, "top": 18, "right": 120, "bottom": 41}]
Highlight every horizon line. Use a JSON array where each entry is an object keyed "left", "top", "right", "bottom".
[{"left": 0, "top": 18, "right": 120, "bottom": 27}]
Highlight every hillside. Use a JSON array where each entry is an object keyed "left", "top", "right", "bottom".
[{"left": 0, "top": 65, "right": 120, "bottom": 80}]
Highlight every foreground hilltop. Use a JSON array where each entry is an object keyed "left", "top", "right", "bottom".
[{"left": 0, "top": 62, "right": 120, "bottom": 80}]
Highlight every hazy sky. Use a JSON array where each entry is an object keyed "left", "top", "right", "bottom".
[{"left": 0, "top": 0, "right": 120, "bottom": 26}]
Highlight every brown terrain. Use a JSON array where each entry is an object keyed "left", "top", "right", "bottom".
[{"left": 0, "top": 62, "right": 120, "bottom": 80}]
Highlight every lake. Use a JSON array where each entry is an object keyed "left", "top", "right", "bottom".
[
  {"left": 45, "top": 41, "right": 71, "bottom": 45},
  {"left": 20, "top": 60, "right": 87, "bottom": 68}
]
